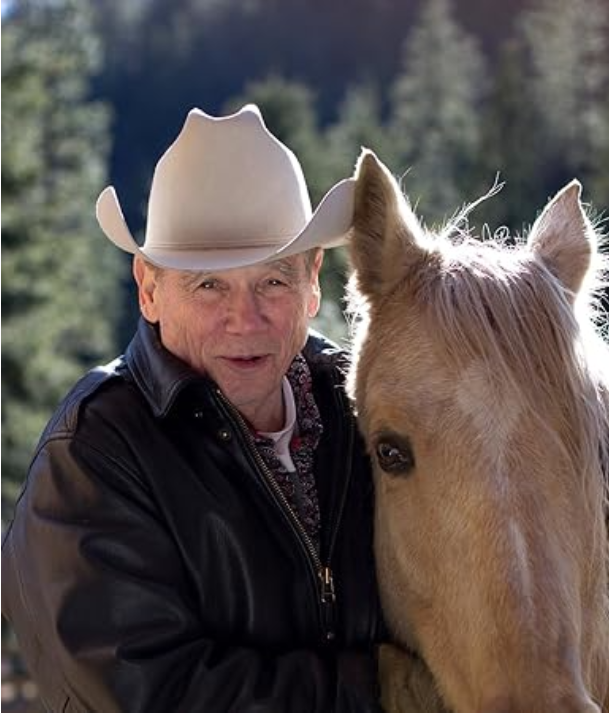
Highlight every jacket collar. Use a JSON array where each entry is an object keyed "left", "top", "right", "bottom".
[
  {"left": 125, "top": 319, "right": 204, "bottom": 418},
  {"left": 124, "top": 318, "right": 344, "bottom": 419}
]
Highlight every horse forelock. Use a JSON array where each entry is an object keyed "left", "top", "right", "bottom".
[
  {"left": 349, "top": 222, "right": 609, "bottom": 510},
  {"left": 416, "top": 234, "right": 609, "bottom": 521}
]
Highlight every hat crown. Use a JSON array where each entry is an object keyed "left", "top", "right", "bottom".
[
  {"left": 145, "top": 106, "right": 313, "bottom": 253},
  {"left": 95, "top": 103, "right": 355, "bottom": 272}
]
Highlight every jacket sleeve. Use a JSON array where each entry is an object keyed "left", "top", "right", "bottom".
[{"left": 2, "top": 435, "right": 382, "bottom": 713}]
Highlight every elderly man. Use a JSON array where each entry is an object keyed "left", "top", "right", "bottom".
[{"left": 2, "top": 105, "right": 383, "bottom": 712}]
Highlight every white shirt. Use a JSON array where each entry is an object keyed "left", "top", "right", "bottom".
[{"left": 258, "top": 377, "right": 298, "bottom": 471}]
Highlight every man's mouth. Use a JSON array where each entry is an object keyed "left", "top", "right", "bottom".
[
  {"left": 232, "top": 356, "right": 262, "bottom": 363},
  {"left": 221, "top": 354, "right": 270, "bottom": 368}
]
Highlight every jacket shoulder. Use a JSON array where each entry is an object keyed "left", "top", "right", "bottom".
[{"left": 39, "top": 357, "right": 126, "bottom": 444}]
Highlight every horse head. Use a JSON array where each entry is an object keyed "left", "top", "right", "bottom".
[{"left": 347, "top": 150, "right": 609, "bottom": 713}]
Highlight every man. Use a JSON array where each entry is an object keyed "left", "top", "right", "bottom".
[{"left": 2, "top": 105, "right": 384, "bottom": 712}]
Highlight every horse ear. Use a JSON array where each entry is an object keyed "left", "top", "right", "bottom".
[
  {"left": 350, "top": 149, "right": 427, "bottom": 300},
  {"left": 527, "top": 180, "right": 595, "bottom": 297}
]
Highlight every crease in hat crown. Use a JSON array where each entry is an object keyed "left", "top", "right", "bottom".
[{"left": 96, "top": 103, "right": 355, "bottom": 271}]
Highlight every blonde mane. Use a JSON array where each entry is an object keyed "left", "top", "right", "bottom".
[{"left": 438, "top": 234, "right": 608, "bottom": 530}]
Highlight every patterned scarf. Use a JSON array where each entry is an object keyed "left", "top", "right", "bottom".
[{"left": 252, "top": 354, "right": 323, "bottom": 549}]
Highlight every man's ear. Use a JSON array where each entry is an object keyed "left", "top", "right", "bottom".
[
  {"left": 133, "top": 256, "right": 161, "bottom": 322},
  {"left": 307, "top": 249, "right": 324, "bottom": 318}
]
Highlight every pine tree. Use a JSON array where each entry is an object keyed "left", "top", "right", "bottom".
[
  {"left": 474, "top": 37, "right": 543, "bottom": 233},
  {"left": 1, "top": 0, "right": 125, "bottom": 512},
  {"left": 390, "top": 0, "right": 489, "bottom": 226},
  {"left": 518, "top": 0, "right": 609, "bottom": 209},
  {"left": 324, "top": 82, "right": 391, "bottom": 183}
]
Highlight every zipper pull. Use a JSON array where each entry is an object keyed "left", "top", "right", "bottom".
[{"left": 319, "top": 566, "right": 336, "bottom": 642}]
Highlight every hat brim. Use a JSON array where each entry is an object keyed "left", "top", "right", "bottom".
[{"left": 96, "top": 178, "right": 354, "bottom": 272}]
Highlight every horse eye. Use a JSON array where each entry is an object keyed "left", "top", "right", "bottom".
[{"left": 375, "top": 439, "right": 415, "bottom": 476}]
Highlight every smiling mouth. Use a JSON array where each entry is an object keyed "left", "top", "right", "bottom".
[{"left": 221, "top": 355, "right": 269, "bottom": 368}]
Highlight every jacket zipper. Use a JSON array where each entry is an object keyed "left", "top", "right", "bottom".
[{"left": 214, "top": 387, "right": 343, "bottom": 643}]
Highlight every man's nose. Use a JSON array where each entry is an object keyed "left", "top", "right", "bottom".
[{"left": 224, "top": 288, "right": 267, "bottom": 333}]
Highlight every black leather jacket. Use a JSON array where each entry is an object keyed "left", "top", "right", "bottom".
[{"left": 2, "top": 319, "right": 383, "bottom": 712}]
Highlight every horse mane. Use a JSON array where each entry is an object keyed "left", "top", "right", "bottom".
[{"left": 419, "top": 228, "right": 609, "bottom": 627}]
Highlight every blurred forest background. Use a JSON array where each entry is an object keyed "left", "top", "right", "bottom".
[{"left": 2, "top": 0, "right": 609, "bottom": 703}]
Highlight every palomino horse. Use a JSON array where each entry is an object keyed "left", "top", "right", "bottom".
[{"left": 346, "top": 150, "right": 609, "bottom": 713}]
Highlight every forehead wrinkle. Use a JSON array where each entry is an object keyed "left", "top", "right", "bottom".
[
  {"left": 175, "top": 255, "right": 303, "bottom": 289},
  {"left": 269, "top": 256, "right": 304, "bottom": 279},
  {"left": 179, "top": 271, "right": 207, "bottom": 289}
]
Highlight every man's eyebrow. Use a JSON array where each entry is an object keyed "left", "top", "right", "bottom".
[{"left": 178, "top": 256, "right": 302, "bottom": 288}]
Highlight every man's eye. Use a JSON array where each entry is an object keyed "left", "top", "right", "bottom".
[
  {"left": 266, "top": 278, "right": 287, "bottom": 287},
  {"left": 199, "top": 279, "right": 218, "bottom": 290}
]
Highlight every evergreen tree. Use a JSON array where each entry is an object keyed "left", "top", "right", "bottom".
[
  {"left": 315, "top": 83, "right": 395, "bottom": 343},
  {"left": 323, "top": 82, "right": 391, "bottom": 184},
  {"left": 518, "top": 0, "right": 609, "bottom": 209},
  {"left": 1, "top": 0, "right": 125, "bottom": 513},
  {"left": 474, "top": 37, "right": 543, "bottom": 233},
  {"left": 390, "top": 0, "right": 489, "bottom": 226}
]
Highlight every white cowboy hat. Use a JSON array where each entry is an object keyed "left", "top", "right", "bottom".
[{"left": 96, "top": 104, "right": 355, "bottom": 271}]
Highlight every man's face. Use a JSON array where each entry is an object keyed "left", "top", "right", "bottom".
[{"left": 134, "top": 251, "right": 323, "bottom": 430}]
